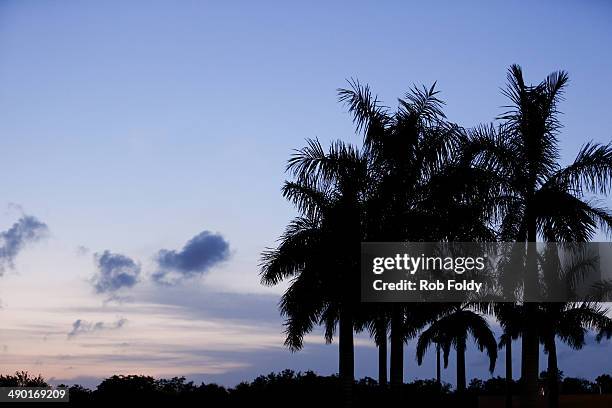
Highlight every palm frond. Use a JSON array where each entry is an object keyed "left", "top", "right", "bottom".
[
  {"left": 337, "top": 78, "right": 389, "bottom": 148},
  {"left": 549, "top": 142, "right": 612, "bottom": 196},
  {"left": 260, "top": 216, "right": 321, "bottom": 285}
]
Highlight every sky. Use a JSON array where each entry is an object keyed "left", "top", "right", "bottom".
[{"left": 0, "top": 0, "right": 611, "bottom": 389}]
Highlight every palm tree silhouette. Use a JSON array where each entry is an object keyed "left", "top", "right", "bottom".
[
  {"left": 468, "top": 64, "right": 612, "bottom": 408},
  {"left": 337, "top": 80, "right": 467, "bottom": 393},
  {"left": 416, "top": 303, "right": 498, "bottom": 392},
  {"left": 538, "top": 302, "right": 612, "bottom": 408},
  {"left": 354, "top": 305, "right": 389, "bottom": 386},
  {"left": 261, "top": 139, "right": 374, "bottom": 407}
]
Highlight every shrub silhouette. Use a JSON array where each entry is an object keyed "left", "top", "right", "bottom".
[{"left": 0, "top": 371, "right": 48, "bottom": 387}]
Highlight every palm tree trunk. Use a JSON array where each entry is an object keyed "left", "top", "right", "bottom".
[
  {"left": 547, "top": 337, "right": 559, "bottom": 408},
  {"left": 521, "top": 200, "right": 540, "bottom": 408},
  {"left": 506, "top": 337, "right": 513, "bottom": 408},
  {"left": 436, "top": 343, "right": 441, "bottom": 386},
  {"left": 378, "top": 340, "right": 387, "bottom": 386},
  {"left": 377, "top": 319, "right": 388, "bottom": 386},
  {"left": 522, "top": 301, "right": 540, "bottom": 407},
  {"left": 521, "top": 333, "right": 526, "bottom": 380},
  {"left": 339, "top": 307, "right": 354, "bottom": 408},
  {"left": 390, "top": 306, "right": 403, "bottom": 394},
  {"left": 456, "top": 338, "right": 466, "bottom": 392}
]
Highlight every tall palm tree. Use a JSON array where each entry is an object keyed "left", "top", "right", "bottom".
[
  {"left": 469, "top": 65, "right": 612, "bottom": 408},
  {"left": 499, "top": 333, "right": 514, "bottom": 408},
  {"left": 261, "top": 139, "right": 374, "bottom": 407},
  {"left": 338, "top": 80, "right": 488, "bottom": 391},
  {"left": 416, "top": 304, "right": 498, "bottom": 392}
]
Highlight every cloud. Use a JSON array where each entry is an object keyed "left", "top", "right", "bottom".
[
  {"left": 6, "top": 202, "right": 24, "bottom": 213},
  {"left": 152, "top": 230, "right": 230, "bottom": 284},
  {"left": 92, "top": 251, "right": 140, "bottom": 293},
  {"left": 140, "top": 284, "right": 281, "bottom": 324},
  {"left": 67, "top": 318, "right": 127, "bottom": 338},
  {"left": 0, "top": 215, "right": 48, "bottom": 273},
  {"left": 75, "top": 246, "right": 90, "bottom": 256}
]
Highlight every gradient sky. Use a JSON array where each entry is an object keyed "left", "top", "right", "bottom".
[{"left": 0, "top": 0, "right": 611, "bottom": 388}]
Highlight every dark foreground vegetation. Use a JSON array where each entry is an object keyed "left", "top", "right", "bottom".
[{"left": 1, "top": 370, "right": 611, "bottom": 407}]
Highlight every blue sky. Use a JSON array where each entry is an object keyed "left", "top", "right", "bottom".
[{"left": 0, "top": 0, "right": 611, "bottom": 388}]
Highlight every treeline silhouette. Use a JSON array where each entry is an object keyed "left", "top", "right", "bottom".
[{"left": 1, "top": 370, "right": 611, "bottom": 407}]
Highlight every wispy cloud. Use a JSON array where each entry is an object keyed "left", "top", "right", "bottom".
[
  {"left": 92, "top": 251, "right": 141, "bottom": 294},
  {"left": 152, "top": 230, "right": 230, "bottom": 284},
  {"left": 75, "top": 246, "right": 90, "bottom": 256},
  {"left": 67, "top": 318, "right": 127, "bottom": 338},
  {"left": 0, "top": 215, "right": 48, "bottom": 273}
]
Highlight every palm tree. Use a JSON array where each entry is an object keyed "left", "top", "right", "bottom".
[
  {"left": 538, "top": 302, "right": 612, "bottom": 408},
  {"left": 499, "top": 333, "right": 514, "bottom": 408},
  {"left": 261, "top": 139, "right": 374, "bottom": 407},
  {"left": 422, "top": 330, "right": 445, "bottom": 387},
  {"left": 338, "top": 80, "right": 484, "bottom": 391},
  {"left": 469, "top": 65, "right": 612, "bottom": 408},
  {"left": 416, "top": 304, "right": 498, "bottom": 392},
  {"left": 354, "top": 308, "right": 389, "bottom": 386}
]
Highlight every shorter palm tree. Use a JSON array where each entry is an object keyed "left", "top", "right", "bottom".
[
  {"left": 354, "top": 306, "right": 389, "bottom": 386},
  {"left": 428, "top": 332, "right": 445, "bottom": 387},
  {"left": 539, "top": 302, "right": 612, "bottom": 408},
  {"left": 416, "top": 304, "right": 498, "bottom": 392}
]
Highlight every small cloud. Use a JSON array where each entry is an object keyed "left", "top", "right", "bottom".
[
  {"left": 92, "top": 251, "right": 140, "bottom": 294},
  {"left": 75, "top": 246, "right": 90, "bottom": 256},
  {"left": 67, "top": 318, "right": 127, "bottom": 338},
  {"left": 102, "top": 293, "right": 134, "bottom": 305},
  {"left": 6, "top": 202, "right": 24, "bottom": 214},
  {"left": 152, "top": 230, "right": 230, "bottom": 285},
  {"left": 0, "top": 215, "right": 48, "bottom": 273}
]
